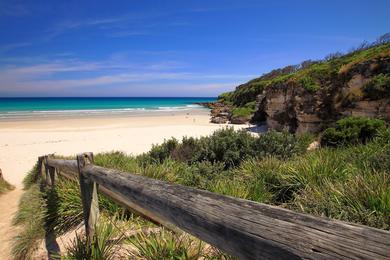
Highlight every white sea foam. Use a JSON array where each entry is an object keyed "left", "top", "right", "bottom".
[{"left": 0, "top": 105, "right": 207, "bottom": 120}]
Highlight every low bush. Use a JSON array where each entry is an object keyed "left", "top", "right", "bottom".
[
  {"left": 13, "top": 126, "right": 390, "bottom": 258},
  {"left": 363, "top": 73, "right": 390, "bottom": 99},
  {"left": 321, "top": 116, "right": 387, "bottom": 147},
  {"left": 145, "top": 128, "right": 311, "bottom": 169},
  {"left": 252, "top": 130, "right": 312, "bottom": 160},
  {"left": 299, "top": 75, "right": 320, "bottom": 92},
  {"left": 230, "top": 106, "right": 255, "bottom": 121}
]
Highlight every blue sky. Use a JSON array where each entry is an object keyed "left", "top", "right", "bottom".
[{"left": 0, "top": 0, "right": 389, "bottom": 97}]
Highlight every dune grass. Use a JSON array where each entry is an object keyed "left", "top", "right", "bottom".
[
  {"left": 63, "top": 215, "right": 128, "bottom": 260},
  {"left": 0, "top": 177, "right": 14, "bottom": 195},
  {"left": 12, "top": 127, "right": 390, "bottom": 259},
  {"left": 12, "top": 184, "right": 47, "bottom": 259},
  {"left": 128, "top": 228, "right": 235, "bottom": 260},
  {"left": 91, "top": 128, "right": 390, "bottom": 230}
]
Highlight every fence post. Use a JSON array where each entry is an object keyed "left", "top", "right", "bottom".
[
  {"left": 45, "top": 155, "right": 57, "bottom": 187},
  {"left": 37, "top": 156, "right": 45, "bottom": 182},
  {"left": 43, "top": 156, "right": 53, "bottom": 187},
  {"left": 77, "top": 152, "right": 99, "bottom": 241}
]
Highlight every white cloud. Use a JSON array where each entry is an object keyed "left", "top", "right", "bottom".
[{"left": 0, "top": 60, "right": 251, "bottom": 96}]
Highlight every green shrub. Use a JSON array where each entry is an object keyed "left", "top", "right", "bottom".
[
  {"left": 148, "top": 138, "right": 179, "bottom": 163},
  {"left": 170, "top": 137, "right": 199, "bottom": 163},
  {"left": 218, "top": 92, "right": 234, "bottom": 105},
  {"left": 230, "top": 81, "right": 266, "bottom": 107},
  {"left": 194, "top": 128, "right": 256, "bottom": 168},
  {"left": 230, "top": 106, "right": 255, "bottom": 121},
  {"left": 182, "top": 161, "right": 226, "bottom": 189},
  {"left": 145, "top": 128, "right": 310, "bottom": 169},
  {"left": 363, "top": 73, "right": 390, "bottom": 99},
  {"left": 253, "top": 130, "right": 312, "bottom": 160},
  {"left": 299, "top": 75, "right": 320, "bottom": 92},
  {"left": 321, "top": 116, "right": 387, "bottom": 147}
]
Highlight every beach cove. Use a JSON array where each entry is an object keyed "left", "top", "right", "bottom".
[{"left": 0, "top": 108, "right": 245, "bottom": 259}]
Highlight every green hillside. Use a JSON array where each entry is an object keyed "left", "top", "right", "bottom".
[{"left": 217, "top": 41, "right": 390, "bottom": 125}]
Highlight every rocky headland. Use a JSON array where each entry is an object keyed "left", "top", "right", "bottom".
[{"left": 209, "top": 42, "right": 390, "bottom": 133}]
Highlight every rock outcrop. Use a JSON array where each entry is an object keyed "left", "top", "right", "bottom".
[
  {"left": 257, "top": 57, "right": 390, "bottom": 133},
  {"left": 195, "top": 102, "right": 232, "bottom": 124},
  {"left": 209, "top": 102, "right": 231, "bottom": 124},
  {"left": 211, "top": 44, "right": 390, "bottom": 132}
]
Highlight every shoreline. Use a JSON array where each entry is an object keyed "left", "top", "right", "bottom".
[
  {"left": 0, "top": 107, "right": 210, "bottom": 122},
  {"left": 0, "top": 110, "right": 247, "bottom": 259},
  {"left": 0, "top": 109, "right": 214, "bottom": 130},
  {"left": 0, "top": 110, "right": 246, "bottom": 187}
]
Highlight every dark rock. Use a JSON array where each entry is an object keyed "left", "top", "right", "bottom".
[
  {"left": 230, "top": 117, "right": 249, "bottom": 124},
  {"left": 208, "top": 102, "right": 232, "bottom": 124},
  {"left": 211, "top": 116, "right": 228, "bottom": 124}
]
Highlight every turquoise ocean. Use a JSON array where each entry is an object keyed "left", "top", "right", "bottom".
[{"left": 0, "top": 97, "right": 215, "bottom": 120}]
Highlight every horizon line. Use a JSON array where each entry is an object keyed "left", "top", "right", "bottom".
[{"left": 0, "top": 96, "right": 217, "bottom": 98}]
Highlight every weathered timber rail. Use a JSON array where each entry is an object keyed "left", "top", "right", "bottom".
[{"left": 38, "top": 153, "right": 390, "bottom": 260}]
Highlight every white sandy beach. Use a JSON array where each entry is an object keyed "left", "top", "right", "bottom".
[{"left": 0, "top": 110, "right": 246, "bottom": 259}]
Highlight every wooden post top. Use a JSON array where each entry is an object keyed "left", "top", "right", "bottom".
[{"left": 77, "top": 152, "right": 94, "bottom": 169}]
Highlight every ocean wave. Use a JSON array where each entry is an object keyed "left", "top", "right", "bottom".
[
  {"left": 185, "top": 104, "right": 202, "bottom": 108},
  {"left": 0, "top": 105, "right": 206, "bottom": 119}
]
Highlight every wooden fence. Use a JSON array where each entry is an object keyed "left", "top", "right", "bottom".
[{"left": 37, "top": 153, "right": 390, "bottom": 260}]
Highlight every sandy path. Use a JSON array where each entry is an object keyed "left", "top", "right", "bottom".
[
  {"left": 0, "top": 111, "right": 245, "bottom": 259},
  {"left": 0, "top": 189, "right": 23, "bottom": 259}
]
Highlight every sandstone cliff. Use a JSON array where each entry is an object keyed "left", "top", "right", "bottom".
[{"left": 212, "top": 42, "right": 390, "bottom": 133}]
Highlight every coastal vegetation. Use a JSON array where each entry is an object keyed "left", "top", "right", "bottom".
[
  {"left": 321, "top": 116, "right": 387, "bottom": 147},
  {"left": 222, "top": 40, "right": 390, "bottom": 107},
  {"left": 12, "top": 117, "right": 390, "bottom": 258},
  {"left": 210, "top": 35, "right": 390, "bottom": 129},
  {"left": 0, "top": 170, "right": 14, "bottom": 195}
]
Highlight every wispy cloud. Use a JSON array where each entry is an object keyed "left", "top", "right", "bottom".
[
  {"left": 54, "top": 17, "right": 130, "bottom": 31},
  {"left": 0, "top": 42, "right": 31, "bottom": 54},
  {"left": 107, "top": 31, "right": 150, "bottom": 38},
  {"left": 0, "top": 57, "right": 250, "bottom": 96},
  {"left": 0, "top": 2, "right": 29, "bottom": 16},
  {"left": 44, "top": 12, "right": 167, "bottom": 41}
]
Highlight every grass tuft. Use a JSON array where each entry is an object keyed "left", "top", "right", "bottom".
[
  {"left": 63, "top": 215, "right": 127, "bottom": 260},
  {"left": 0, "top": 177, "right": 14, "bottom": 195},
  {"left": 12, "top": 184, "right": 47, "bottom": 260}
]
